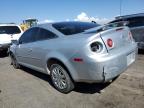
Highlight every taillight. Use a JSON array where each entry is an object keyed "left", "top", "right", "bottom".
[
  {"left": 90, "top": 42, "right": 103, "bottom": 53},
  {"left": 107, "top": 38, "right": 113, "bottom": 47}
]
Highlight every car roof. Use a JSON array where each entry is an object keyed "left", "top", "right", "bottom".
[
  {"left": 0, "top": 23, "right": 19, "bottom": 26},
  {"left": 38, "top": 21, "right": 98, "bottom": 26},
  {"left": 51, "top": 21, "right": 97, "bottom": 25},
  {"left": 116, "top": 13, "right": 144, "bottom": 20}
]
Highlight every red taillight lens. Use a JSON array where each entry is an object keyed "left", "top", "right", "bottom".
[{"left": 107, "top": 39, "right": 113, "bottom": 47}]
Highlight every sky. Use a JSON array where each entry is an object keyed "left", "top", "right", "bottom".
[{"left": 0, "top": 0, "right": 144, "bottom": 24}]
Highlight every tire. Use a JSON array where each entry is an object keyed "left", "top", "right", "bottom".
[
  {"left": 50, "top": 64, "right": 74, "bottom": 93},
  {"left": 10, "top": 54, "right": 20, "bottom": 69}
]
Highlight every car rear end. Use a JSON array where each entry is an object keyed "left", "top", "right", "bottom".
[
  {"left": 72, "top": 26, "right": 137, "bottom": 83},
  {"left": 0, "top": 34, "right": 11, "bottom": 51},
  {"left": 97, "top": 27, "right": 137, "bottom": 81}
]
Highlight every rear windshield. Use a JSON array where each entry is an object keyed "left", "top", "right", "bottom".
[
  {"left": 52, "top": 22, "right": 99, "bottom": 35},
  {"left": 0, "top": 26, "right": 21, "bottom": 34}
]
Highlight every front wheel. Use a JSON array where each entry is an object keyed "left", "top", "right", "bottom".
[
  {"left": 50, "top": 64, "right": 74, "bottom": 93},
  {"left": 10, "top": 54, "right": 20, "bottom": 69}
]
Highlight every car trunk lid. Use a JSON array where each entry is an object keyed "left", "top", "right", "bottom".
[{"left": 99, "top": 27, "right": 134, "bottom": 52}]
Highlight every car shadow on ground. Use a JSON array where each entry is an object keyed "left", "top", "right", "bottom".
[
  {"left": 20, "top": 66, "right": 114, "bottom": 94},
  {"left": 21, "top": 66, "right": 52, "bottom": 85},
  {"left": 74, "top": 76, "right": 119, "bottom": 94},
  {"left": 74, "top": 82, "right": 111, "bottom": 94}
]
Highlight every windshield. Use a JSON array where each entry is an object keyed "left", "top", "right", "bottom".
[
  {"left": 0, "top": 26, "right": 21, "bottom": 34},
  {"left": 53, "top": 22, "right": 99, "bottom": 35}
]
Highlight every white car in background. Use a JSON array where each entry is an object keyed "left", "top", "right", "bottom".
[{"left": 0, "top": 23, "right": 23, "bottom": 52}]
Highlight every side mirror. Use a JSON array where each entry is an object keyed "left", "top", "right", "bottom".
[{"left": 11, "top": 40, "right": 19, "bottom": 45}]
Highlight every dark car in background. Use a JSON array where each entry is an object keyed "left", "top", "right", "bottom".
[{"left": 109, "top": 13, "right": 144, "bottom": 50}]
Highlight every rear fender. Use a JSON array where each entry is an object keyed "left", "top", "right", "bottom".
[{"left": 44, "top": 51, "right": 78, "bottom": 81}]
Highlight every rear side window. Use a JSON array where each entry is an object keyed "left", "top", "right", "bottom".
[
  {"left": 0, "top": 26, "right": 21, "bottom": 34},
  {"left": 19, "top": 27, "right": 39, "bottom": 44},
  {"left": 52, "top": 22, "right": 99, "bottom": 35},
  {"left": 36, "top": 28, "right": 57, "bottom": 41}
]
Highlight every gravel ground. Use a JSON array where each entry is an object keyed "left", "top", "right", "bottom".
[{"left": 0, "top": 52, "right": 144, "bottom": 108}]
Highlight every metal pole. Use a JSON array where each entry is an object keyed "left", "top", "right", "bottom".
[{"left": 120, "top": 0, "right": 122, "bottom": 16}]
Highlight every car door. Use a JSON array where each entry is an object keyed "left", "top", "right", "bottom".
[
  {"left": 28, "top": 27, "right": 58, "bottom": 73},
  {"left": 16, "top": 27, "right": 39, "bottom": 67}
]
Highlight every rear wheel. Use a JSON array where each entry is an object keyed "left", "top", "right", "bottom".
[
  {"left": 50, "top": 63, "right": 74, "bottom": 93},
  {"left": 10, "top": 54, "right": 20, "bottom": 69}
]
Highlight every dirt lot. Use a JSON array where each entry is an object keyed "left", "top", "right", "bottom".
[{"left": 0, "top": 52, "right": 144, "bottom": 108}]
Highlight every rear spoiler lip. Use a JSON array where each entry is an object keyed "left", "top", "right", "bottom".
[{"left": 84, "top": 21, "right": 129, "bottom": 34}]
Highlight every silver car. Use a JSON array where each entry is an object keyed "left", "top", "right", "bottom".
[{"left": 9, "top": 21, "right": 137, "bottom": 93}]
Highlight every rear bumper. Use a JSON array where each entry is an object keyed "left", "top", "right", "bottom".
[
  {"left": 102, "top": 50, "right": 136, "bottom": 82},
  {"left": 72, "top": 43, "right": 137, "bottom": 83}
]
